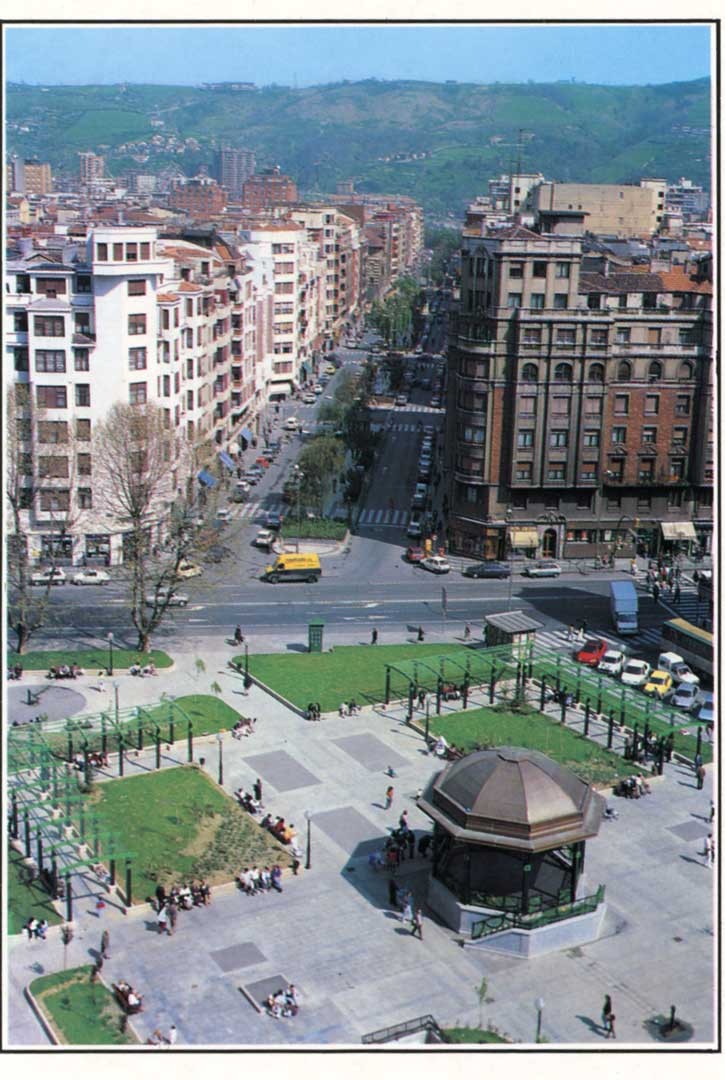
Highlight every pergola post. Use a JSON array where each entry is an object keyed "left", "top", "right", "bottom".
[
  {"left": 187, "top": 719, "right": 193, "bottom": 763},
  {"left": 125, "top": 859, "right": 133, "bottom": 909},
  {"left": 37, "top": 828, "right": 44, "bottom": 873},
  {"left": 540, "top": 676, "right": 547, "bottom": 712},
  {"left": 521, "top": 858, "right": 531, "bottom": 916},
  {"left": 584, "top": 699, "right": 591, "bottom": 737},
  {"left": 109, "top": 858, "right": 116, "bottom": 886},
  {"left": 11, "top": 791, "right": 19, "bottom": 839},
  {"left": 155, "top": 726, "right": 161, "bottom": 770},
  {"left": 436, "top": 677, "right": 442, "bottom": 715},
  {"left": 65, "top": 873, "right": 72, "bottom": 922},
  {"left": 607, "top": 713, "right": 615, "bottom": 750},
  {"left": 117, "top": 733, "right": 124, "bottom": 776},
  {"left": 24, "top": 809, "right": 31, "bottom": 857},
  {"left": 384, "top": 667, "right": 391, "bottom": 705}
]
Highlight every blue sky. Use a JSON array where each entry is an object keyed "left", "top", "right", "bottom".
[{"left": 5, "top": 24, "right": 712, "bottom": 87}]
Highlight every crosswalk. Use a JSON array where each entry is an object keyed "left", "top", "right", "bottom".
[
  {"left": 371, "top": 422, "right": 443, "bottom": 434},
  {"left": 357, "top": 507, "right": 411, "bottom": 528},
  {"left": 369, "top": 403, "right": 443, "bottom": 415}
]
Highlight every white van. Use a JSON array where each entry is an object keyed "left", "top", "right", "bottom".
[{"left": 658, "top": 652, "right": 700, "bottom": 686}]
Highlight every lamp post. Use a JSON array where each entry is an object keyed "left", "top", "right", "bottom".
[
  {"left": 113, "top": 681, "right": 120, "bottom": 726},
  {"left": 216, "top": 731, "right": 224, "bottom": 787},
  {"left": 293, "top": 466, "right": 305, "bottom": 554},
  {"left": 535, "top": 996, "right": 545, "bottom": 1043},
  {"left": 505, "top": 509, "right": 514, "bottom": 612},
  {"left": 107, "top": 632, "right": 114, "bottom": 676},
  {"left": 304, "top": 810, "right": 312, "bottom": 870}
]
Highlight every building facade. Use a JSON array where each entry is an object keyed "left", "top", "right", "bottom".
[
  {"left": 216, "top": 147, "right": 256, "bottom": 198},
  {"left": 242, "top": 167, "right": 298, "bottom": 213},
  {"left": 7, "top": 157, "right": 53, "bottom": 196},
  {"left": 528, "top": 180, "right": 666, "bottom": 239}
]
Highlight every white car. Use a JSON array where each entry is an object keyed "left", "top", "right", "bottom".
[
  {"left": 72, "top": 568, "right": 110, "bottom": 586},
  {"left": 313, "top": 384, "right": 324, "bottom": 395},
  {"left": 598, "top": 650, "right": 626, "bottom": 676},
  {"left": 254, "top": 530, "right": 275, "bottom": 549},
  {"left": 670, "top": 682, "right": 700, "bottom": 711},
  {"left": 669, "top": 662, "right": 700, "bottom": 687},
  {"left": 31, "top": 567, "right": 66, "bottom": 586},
  {"left": 620, "top": 659, "right": 652, "bottom": 688},
  {"left": 521, "top": 561, "right": 561, "bottom": 578},
  {"left": 407, "top": 516, "right": 423, "bottom": 539},
  {"left": 176, "top": 561, "right": 202, "bottom": 579},
  {"left": 421, "top": 555, "right": 451, "bottom": 574},
  {"left": 302, "top": 392, "right": 317, "bottom": 405},
  {"left": 146, "top": 589, "right": 189, "bottom": 608},
  {"left": 284, "top": 417, "right": 299, "bottom": 431}
]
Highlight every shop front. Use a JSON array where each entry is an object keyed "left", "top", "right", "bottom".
[{"left": 659, "top": 521, "right": 698, "bottom": 558}]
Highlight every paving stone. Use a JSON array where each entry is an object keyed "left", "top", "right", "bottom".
[
  {"left": 243, "top": 750, "right": 320, "bottom": 791},
  {"left": 668, "top": 819, "right": 712, "bottom": 840},
  {"left": 245, "top": 974, "right": 289, "bottom": 1007},
  {"left": 210, "top": 941, "right": 266, "bottom": 972},
  {"left": 312, "top": 805, "right": 383, "bottom": 856},
  {"left": 333, "top": 732, "right": 408, "bottom": 772}
]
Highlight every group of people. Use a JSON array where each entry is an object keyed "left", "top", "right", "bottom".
[
  {"left": 265, "top": 984, "right": 299, "bottom": 1019},
  {"left": 238, "top": 865, "right": 285, "bottom": 895},
  {"left": 8, "top": 664, "right": 23, "bottom": 680},
  {"left": 616, "top": 773, "right": 652, "bottom": 799},
  {"left": 338, "top": 700, "right": 360, "bottom": 717},
  {"left": 388, "top": 883, "right": 424, "bottom": 939},
  {"left": 306, "top": 702, "right": 323, "bottom": 721},
  {"left": 429, "top": 735, "right": 463, "bottom": 761},
  {"left": 231, "top": 717, "right": 257, "bottom": 739},
  {"left": 153, "top": 880, "right": 211, "bottom": 934},
  {"left": 114, "top": 980, "right": 144, "bottom": 1013},
  {"left": 260, "top": 814, "right": 300, "bottom": 853},
  {"left": 24, "top": 917, "right": 49, "bottom": 940},
  {"left": 128, "top": 660, "right": 157, "bottom": 677},
  {"left": 47, "top": 663, "right": 84, "bottom": 679}
]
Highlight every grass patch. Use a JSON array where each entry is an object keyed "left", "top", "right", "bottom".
[
  {"left": 90, "top": 766, "right": 291, "bottom": 902},
  {"left": 281, "top": 518, "right": 347, "bottom": 540},
  {"left": 429, "top": 706, "right": 639, "bottom": 787},
  {"left": 7, "top": 843, "right": 64, "bottom": 936},
  {"left": 30, "top": 966, "right": 137, "bottom": 1045},
  {"left": 244, "top": 642, "right": 482, "bottom": 712},
  {"left": 441, "top": 1027, "right": 509, "bottom": 1044},
  {"left": 7, "top": 648, "right": 173, "bottom": 672}
]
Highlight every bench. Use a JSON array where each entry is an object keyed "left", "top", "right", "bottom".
[{"left": 112, "top": 984, "right": 143, "bottom": 1014}]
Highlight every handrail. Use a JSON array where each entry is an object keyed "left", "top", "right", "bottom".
[
  {"left": 362, "top": 1014, "right": 441, "bottom": 1044},
  {"left": 470, "top": 885, "right": 605, "bottom": 940}
]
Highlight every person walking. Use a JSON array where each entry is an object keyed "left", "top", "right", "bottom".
[
  {"left": 234, "top": 625, "right": 244, "bottom": 645},
  {"left": 253, "top": 778, "right": 263, "bottom": 805},
  {"left": 703, "top": 834, "right": 713, "bottom": 868},
  {"left": 567, "top": 624, "right": 575, "bottom": 642},
  {"left": 696, "top": 763, "right": 706, "bottom": 790},
  {"left": 371, "top": 628, "right": 378, "bottom": 645},
  {"left": 384, "top": 785, "right": 394, "bottom": 810},
  {"left": 399, "top": 809, "right": 409, "bottom": 831},
  {"left": 401, "top": 894, "right": 414, "bottom": 925},
  {"left": 464, "top": 623, "right": 471, "bottom": 640},
  {"left": 652, "top": 582, "right": 660, "bottom": 604},
  {"left": 710, "top": 801, "right": 715, "bottom": 824},
  {"left": 157, "top": 905, "right": 168, "bottom": 935},
  {"left": 630, "top": 559, "right": 637, "bottom": 576},
  {"left": 606, "top": 1014, "right": 616, "bottom": 1039},
  {"left": 100, "top": 929, "right": 110, "bottom": 960},
  {"left": 410, "top": 907, "right": 424, "bottom": 940},
  {"left": 168, "top": 899, "right": 178, "bottom": 935},
  {"left": 601, "top": 994, "right": 613, "bottom": 1033},
  {"left": 417, "top": 626, "right": 425, "bottom": 642},
  {"left": 674, "top": 582, "right": 681, "bottom": 604}
]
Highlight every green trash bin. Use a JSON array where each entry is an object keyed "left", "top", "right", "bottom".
[{"left": 308, "top": 621, "right": 325, "bottom": 653}]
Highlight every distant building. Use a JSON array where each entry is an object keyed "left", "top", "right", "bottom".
[
  {"left": 79, "top": 151, "right": 105, "bottom": 186},
  {"left": 665, "top": 177, "right": 710, "bottom": 220},
  {"left": 242, "top": 166, "right": 298, "bottom": 213},
  {"left": 7, "top": 156, "right": 53, "bottom": 195},
  {"left": 168, "top": 176, "right": 227, "bottom": 217},
  {"left": 216, "top": 147, "right": 256, "bottom": 198},
  {"left": 528, "top": 179, "right": 666, "bottom": 238}
]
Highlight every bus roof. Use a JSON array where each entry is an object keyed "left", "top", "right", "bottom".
[{"left": 664, "top": 618, "right": 714, "bottom": 646}]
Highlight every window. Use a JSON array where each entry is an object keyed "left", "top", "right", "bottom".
[
  {"left": 129, "top": 347, "right": 147, "bottom": 370},
  {"left": 533, "top": 261, "right": 547, "bottom": 278},
  {"left": 675, "top": 395, "right": 691, "bottom": 416},
  {"left": 672, "top": 426, "right": 688, "bottom": 446},
  {"left": 648, "top": 360, "right": 662, "bottom": 380},
  {"left": 522, "top": 328, "right": 541, "bottom": 345},
  {"left": 639, "top": 461, "right": 654, "bottom": 482},
  {"left": 556, "top": 329, "right": 575, "bottom": 348},
  {"left": 550, "top": 431, "right": 568, "bottom": 447},
  {"left": 78, "top": 488, "right": 93, "bottom": 509},
  {"left": 529, "top": 293, "right": 545, "bottom": 310},
  {"left": 552, "top": 397, "right": 570, "bottom": 415},
  {"left": 614, "top": 394, "right": 629, "bottom": 415},
  {"left": 544, "top": 493, "right": 560, "bottom": 510},
  {"left": 128, "top": 314, "right": 147, "bottom": 335},
  {"left": 668, "top": 489, "right": 683, "bottom": 508},
  {"left": 73, "top": 349, "right": 90, "bottom": 371},
  {"left": 678, "top": 329, "right": 695, "bottom": 346},
  {"left": 35, "top": 350, "right": 66, "bottom": 372},
  {"left": 465, "top": 486, "right": 478, "bottom": 504},
  {"left": 520, "top": 397, "right": 536, "bottom": 416},
  {"left": 644, "top": 394, "right": 660, "bottom": 415},
  {"left": 36, "top": 386, "right": 67, "bottom": 408},
  {"left": 512, "top": 491, "right": 528, "bottom": 507},
  {"left": 37, "top": 421, "right": 68, "bottom": 444},
  {"left": 521, "top": 363, "right": 538, "bottom": 382},
  {"left": 647, "top": 330, "right": 662, "bottom": 349},
  {"left": 548, "top": 466, "right": 565, "bottom": 480},
  {"left": 581, "top": 465, "right": 598, "bottom": 481},
  {"left": 588, "top": 363, "right": 605, "bottom": 383},
  {"left": 128, "top": 279, "right": 146, "bottom": 296},
  {"left": 129, "top": 382, "right": 147, "bottom": 405},
  {"left": 39, "top": 489, "right": 70, "bottom": 512},
  {"left": 577, "top": 491, "right": 593, "bottom": 510},
  {"left": 585, "top": 397, "right": 603, "bottom": 416},
  {"left": 637, "top": 494, "right": 652, "bottom": 510},
  {"left": 555, "top": 262, "right": 570, "bottom": 279},
  {"left": 126, "top": 242, "right": 138, "bottom": 262},
  {"left": 553, "top": 293, "right": 568, "bottom": 309},
  {"left": 509, "top": 263, "right": 523, "bottom": 279},
  {"left": 76, "top": 418, "right": 91, "bottom": 441},
  {"left": 617, "top": 360, "right": 632, "bottom": 380},
  {"left": 96, "top": 243, "right": 108, "bottom": 261},
  {"left": 615, "top": 328, "right": 631, "bottom": 345},
  {"left": 507, "top": 293, "right": 522, "bottom": 308},
  {"left": 607, "top": 494, "right": 622, "bottom": 510},
  {"left": 14, "top": 311, "right": 28, "bottom": 332},
  {"left": 14, "top": 347, "right": 29, "bottom": 371},
  {"left": 515, "top": 464, "right": 532, "bottom": 481},
  {"left": 678, "top": 361, "right": 694, "bottom": 379},
  {"left": 74, "top": 313, "right": 91, "bottom": 336},
  {"left": 554, "top": 362, "right": 572, "bottom": 382},
  {"left": 642, "top": 427, "right": 657, "bottom": 444},
  {"left": 140, "top": 242, "right": 150, "bottom": 260},
  {"left": 75, "top": 384, "right": 91, "bottom": 407},
  {"left": 583, "top": 430, "right": 600, "bottom": 448},
  {"left": 618, "top": 294, "right": 628, "bottom": 309},
  {"left": 670, "top": 459, "right": 685, "bottom": 481},
  {"left": 38, "top": 455, "right": 69, "bottom": 479},
  {"left": 587, "top": 293, "right": 601, "bottom": 310},
  {"left": 36, "top": 277, "right": 67, "bottom": 298},
  {"left": 612, "top": 426, "right": 627, "bottom": 444},
  {"left": 517, "top": 430, "right": 534, "bottom": 447},
  {"left": 113, "top": 243, "right": 123, "bottom": 261},
  {"left": 34, "top": 315, "right": 65, "bottom": 337},
  {"left": 642, "top": 292, "right": 657, "bottom": 310},
  {"left": 607, "top": 460, "right": 624, "bottom": 482},
  {"left": 77, "top": 453, "right": 92, "bottom": 475}
]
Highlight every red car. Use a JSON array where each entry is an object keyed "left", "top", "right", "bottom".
[
  {"left": 406, "top": 546, "right": 426, "bottom": 563},
  {"left": 575, "top": 638, "right": 608, "bottom": 666}
]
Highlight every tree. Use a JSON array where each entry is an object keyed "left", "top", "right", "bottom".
[
  {"left": 92, "top": 402, "right": 208, "bottom": 653},
  {"left": 296, "top": 436, "right": 345, "bottom": 516}
]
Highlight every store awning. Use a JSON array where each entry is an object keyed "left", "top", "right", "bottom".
[
  {"left": 660, "top": 522, "right": 696, "bottom": 540},
  {"left": 198, "top": 469, "right": 217, "bottom": 488},
  {"left": 240, "top": 427, "right": 253, "bottom": 443},
  {"left": 218, "top": 450, "right": 235, "bottom": 471},
  {"left": 509, "top": 528, "right": 539, "bottom": 548}
]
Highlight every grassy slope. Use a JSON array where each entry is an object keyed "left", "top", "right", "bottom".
[{"left": 30, "top": 967, "right": 137, "bottom": 1045}]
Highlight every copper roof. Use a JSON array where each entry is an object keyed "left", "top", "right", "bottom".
[{"left": 418, "top": 747, "right": 604, "bottom": 853}]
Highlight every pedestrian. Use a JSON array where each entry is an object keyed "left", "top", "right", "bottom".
[
  {"left": 410, "top": 907, "right": 424, "bottom": 939},
  {"left": 630, "top": 559, "right": 637, "bottom": 576},
  {"left": 157, "top": 905, "right": 168, "bottom": 935},
  {"left": 234, "top": 625, "right": 244, "bottom": 645},
  {"left": 155, "top": 883, "right": 167, "bottom": 911},
  {"left": 384, "top": 785, "right": 394, "bottom": 810},
  {"left": 696, "top": 764, "right": 706, "bottom": 790},
  {"left": 371, "top": 628, "right": 378, "bottom": 645},
  {"left": 652, "top": 583, "right": 660, "bottom": 603},
  {"left": 168, "top": 899, "right": 178, "bottom": 935},
  {"left": 167, "top": 1025, "right": 178, "bottom": 1047},
  {"left": 606, "top": 1014, "right": 616, "bottom": 1039},
  {"left": 253, "top": 777, "right": 263, "bottom": 805},
  {"left": 399, "top": 809, "right": 409, "bottom": 831},
  {"left": 674, "top": 583, "right": 681, "bottom": 603},
  {"left": 567, "top": 624, "right": 575, "bottom": 642},
  {"left": 601, "top": 994, "right": 613, "bottom": 1032},
  {"left": 710, "top": 801, "right": 715, "bottom": 824},
  {"left": 417, "top": 626, "right": 425, "bottom": 642},
  {"left": 417, "top": 688, "right": 426, "bottom": 709},
  {"left": 35, "top": 919, "right": 48, "bottom": 940},
  {"left": 100, "top": 929, "right": 110, "bottom": 959},
  {"left": 703, "top": 834, "right": 713, "bottom": 867},
  {"left": 388, "top": 878, "right": 398, "bottom": 909},
  {"left": 401, "top": 893, "right": 414, "bottom": 924},
  {"left": 464, "top": 623, "right": 471, "bottom": 640},
  {"left": 675, "top": 565, "right": 681, "bottom": 581}
]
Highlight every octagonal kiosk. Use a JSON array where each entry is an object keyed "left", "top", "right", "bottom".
[{"left": 418, "top": 747, "right": 606, "bottom": 956}]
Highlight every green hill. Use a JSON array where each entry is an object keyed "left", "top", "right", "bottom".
[{"left": 7, "top": 78, "right": 711, "bottom": 215}]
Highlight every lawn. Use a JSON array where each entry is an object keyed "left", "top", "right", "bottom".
[
  {"left": 441, "top": 1027, "right": 509, "bottom": 1044},
  {"left": 7, "top": 843, "right": 64, "bottom": 936},
  {"left": 243, "top": 642, "right": 490, "bottom": 712},
  {"left": 7, "top": 648, "right": 173, "bottom": 672},
  {"left": 281, "top": 519, "right": 348, "bottom": 540},
  {"left": 428, "top": 705, "right": 640, "bottom": 787},
  {"left": 30, "top": 967, "right": 137, "bottom": 1046},
  {"left": 89, "top": 766, "right": 292, "bottom": 902}
]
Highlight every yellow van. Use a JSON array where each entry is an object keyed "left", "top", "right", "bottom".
[{"left": 264, "top": 553, "right": 321, "bottom": 584}]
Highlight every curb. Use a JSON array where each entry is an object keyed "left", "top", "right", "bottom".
[{"left": 24, "top": 985, "right": 58, "bottom": 1045}]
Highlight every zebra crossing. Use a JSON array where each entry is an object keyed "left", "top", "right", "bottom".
[
  {"left": 356, "top": 507, "right": 410, "bottom": 528},
  {"left": 369, "top": 403, "right": 443, "bottom": 415},
  {"left": 371, "top": 422, "right": 443, "bottom": 434}
]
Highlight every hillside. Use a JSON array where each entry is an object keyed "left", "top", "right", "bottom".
[{"left": 7, "top": 78, "right": 711, "bottom": 215}]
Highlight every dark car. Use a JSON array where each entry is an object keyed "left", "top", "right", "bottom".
[
  {"left": 265, "top": 511, "right": 283, "bottom": 530},
  {"left": 462, "top": 561, "right": 511, "bottom": 579},
  {"left": 406, "top": 545, "right": 426, "bottom": 563}
]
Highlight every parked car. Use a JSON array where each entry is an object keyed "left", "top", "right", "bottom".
[
  {"left": 598, "top": 649, "right": 626, "bottom": 676},
  {"left": 266, "top": 440, "right": 282, "bottom": 455},
  {"left": 412, "top": 483, "right": 428, "bottom": 509},
  {"left": 575, "top": 638, "right": 608, "bottom": 667},
  {"left": 72, "top": 568, "right": 109, "bottom": 586},
  {"left": 620, "top": 659, "right": 652, "bottom": 688},
  {"left": 255, "top": 530, "right": 276, "bottom": 549},
  {"left": 176, "top": 561, "right": 202, "bottom": 579},
  {"left": 521, "top": 561, "right": 561, "bottom": 578},
  {"left": 146, "top": 589, "right": 189, "bottom": 607},
  {"left": 670, "top": 682, "right": 700, "bottom": 710},
  {"left": 395, "top": 394, "right": 408, "bottom": 406},
  {"left": 406, "top": 515, "right": 423, "bottom": 539},
  {"left": 643, "top": 669, "right": 673, "bottom": 699},
  {"left": 216, "top": 508, "right": 232, "bottom": 522},
  {"left": 284, "top": 417, "right": 299, "bottom": 431},
  {"left": 31, "top": 567, "right": 66, "bottom": 586},
  {"left": 462, "top": 561, "right": 510, "bottom": 579},
  {"left": 692, "top": 691, "right": 714, "bottom": 725},
  {"left": 313, "top": 384, "right": 324, "bottom": 395},
  {"left": 430, "top": 396, "right": 442, "bottom": 409},
  {"left": 302, "top": 392, "right": 317, "bottom": 404},
  {"left": 406, "top": 545, "right": 426, "bottom": 563},
  {"left": 421, "top": 555, "right": 451, "bottom": 575},
  {"left": 265, "top": 511, "right": 283, "bottom": 530}
]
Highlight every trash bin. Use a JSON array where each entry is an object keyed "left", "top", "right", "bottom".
[{"left": 308, "top": 621, "right": 325, "bottom": 653}]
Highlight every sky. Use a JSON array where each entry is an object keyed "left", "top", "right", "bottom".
[{"left": 4, "top": 23, "right": 713, "bottom": 88}]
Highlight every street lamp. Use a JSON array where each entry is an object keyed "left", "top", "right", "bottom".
[
  {"left": 505, "top": 510, "right": 514, "bottom": 612},
  {"left": 107, "top": 632, "right": 114, "bottom": 677},
  {"left": 304, "top": 810, "right": 312, "bottom": 870},
  {"left": 293, "top": 467, "right": 305, "bottom": 554},
  {"left": 113, "top": 681, "right": 120, "bottom": 726},
  {"left": 216, "top": 731, "right": 224, "bottom": 787},
  {"left": 535, "top": 996, "right": 545, "bottom": 1043}
]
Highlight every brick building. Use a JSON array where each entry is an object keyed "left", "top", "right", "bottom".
[
  {"left": 216, "top": 147, "right": 256, "bottom": 198},
  {"left": 242, "top": 167, "right": 298, "bottom": 213},
  {"left": 168, "top": 176, "right": 227, "bottom": 216}
]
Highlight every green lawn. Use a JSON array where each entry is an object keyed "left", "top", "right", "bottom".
[
  {"left": 90, "top": 766, "right": 292, "bottom": 902},
  {"left": 30, "top": 967, "right": 137, "bottom": 1045},
  {"left": 7, "top": 648, "right": 173, "bottom": 672},
  {"left": 281, "top": 519, "right": 348, "bottom": 540},
  {"left": 7, "top": 843, "right": 64, "bottom": 936},
  {"left": 441, "top": 1027, "right": 509, "bottom": 1044},
  {"left": 243, "top": 642, "right": 487, "bottom": 712},
  {"left": 429, "top": 705, "right": 640, "bottom": 787}
]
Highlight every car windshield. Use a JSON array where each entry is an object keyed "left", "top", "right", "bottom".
[
  {"left": 626, "top": 663, "right": 645, "bottom": 673},
  {"left": 602, "top": 653, "right": 620, "bottom": 663},
  {"left": 651, "top": 675, "right": 666, "bottom": 685},
  {"left": 582, "top": 640, "right": 601, "bottom": 651}
]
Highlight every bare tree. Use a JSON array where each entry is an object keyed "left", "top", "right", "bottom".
[{"left": 92, "top": 402, "right": 211, "bottom": 652}]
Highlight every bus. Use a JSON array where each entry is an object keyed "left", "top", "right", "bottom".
[{"left": 660, "top": 618, "right": 714, "bottom": 681}]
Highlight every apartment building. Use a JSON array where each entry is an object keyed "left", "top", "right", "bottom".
[
  {"left": 446, "top": 222, "right": 713, "bottom": 562},
  {"left": 7, "top": 156, "right": 53, "bottom": 196},
  {"left": 289, "top": 205, "right": 363, "bottom": 340},
  {"left": 168, "top": 176, "right": 227, "bottom": 216},
  {"left": 216, "top": 147, "right": 256, "bottom": 198},
  {"left": 242, "top": 167, "right": 298, "bottom": 213},
  {"left": 79, "top": 151, "right": 105, "bottom": 186},
  {"left": 330, "top": 194, "right": 423, "bottom": 298},
  {"left": 528, "top": 180, "right": 667, "bottom": 238},
  {"left": 6, "top": 225, "right": 275, "bottom": 566}
]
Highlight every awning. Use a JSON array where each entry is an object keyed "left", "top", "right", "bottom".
[
  {"left": 509, "top": 528, "right": 539, "bottom": 548},
  {"left": 660, "top": 522, "right": 696, "bottom": 540},
  {"left": 198, "top": 469, "right": 217, "bottom": 488},
  {"left": 218, "top": 450, "right": 235, "bottom": 471},
  {"left": 240, "top": 427, "right": 253, "bottom": 443}
]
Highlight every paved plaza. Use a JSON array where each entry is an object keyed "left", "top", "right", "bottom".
[{"left": 6, "top": 639, "right": 716, "bottom": 1047}]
